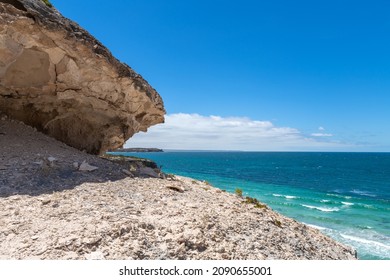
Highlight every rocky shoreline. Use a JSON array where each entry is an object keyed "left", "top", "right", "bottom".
[{"left": 0, "top": 116, "right": 357, "bottom": 260}]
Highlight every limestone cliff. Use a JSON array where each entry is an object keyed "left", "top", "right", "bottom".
[{"left": 0, "top": 0, "right": 165, "bottom": 154}]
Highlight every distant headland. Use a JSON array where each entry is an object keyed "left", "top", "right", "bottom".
[{"left": 112, "top": 148, "right": 164, "bottom": 153}]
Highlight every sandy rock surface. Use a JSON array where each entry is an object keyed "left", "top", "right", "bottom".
[{"left": 0, "top": 116, "right": 357, "bottom": 260}]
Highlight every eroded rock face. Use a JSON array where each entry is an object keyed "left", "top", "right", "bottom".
[{"left": 0, "top": 0, "right": 165, "bottom": 154}]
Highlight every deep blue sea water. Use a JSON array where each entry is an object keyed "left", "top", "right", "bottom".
[{"left": 110, "top": 151, "right": 390, "bottom": 260}]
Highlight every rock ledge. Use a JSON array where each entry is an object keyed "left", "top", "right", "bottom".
[{"left": 0, "top": 0, "right": 165, "bottom": 154}]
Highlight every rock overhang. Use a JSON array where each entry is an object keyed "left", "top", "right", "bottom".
[{"left": 0, "top": 0, "right": 165, "bottom": 154}]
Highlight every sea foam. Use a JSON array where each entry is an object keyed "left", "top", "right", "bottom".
[
  {"left": 341, "top": 201, "right": 354, "bottom": 206},
  {"left": 273, "top": 194, "right": 297, "bottom": 199},
  {"left": 304, "top": 223, "right": 329, "bottom": 231},
  {"left": 301, "top": 204, "right": 339, "bottom": 212},
  {"left": 285, "top": 195, "right": 297, "bottom": 199},
  {"left": 340, "top": 234, "right": 390, "bottom": 250},
  {"left": 351, "top": 189, "right": 377, "bottom": 197}
]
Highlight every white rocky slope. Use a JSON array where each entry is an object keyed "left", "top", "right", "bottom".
[{"left": 0, "top": 116, "right": 357, "bottom": 260}]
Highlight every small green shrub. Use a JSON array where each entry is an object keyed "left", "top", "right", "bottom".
[
  {"left": 234, "top": 188, "right": 243, "bottom": 197},
  {"left": 42, "top": 0, "right": 53, "bottom": 8},
  {"left": 243, "top": 196, "right": 267, "bottom": 209},
  {"left": 254, "top": 203, "right": 267, "bottom": 209},
  {"left": 272, "top": 218, "right": 282, "bottom": 227}
]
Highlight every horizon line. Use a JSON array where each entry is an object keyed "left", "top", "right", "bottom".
[{"left": 122, "top": 148, "right": 390, "bottom": 153}]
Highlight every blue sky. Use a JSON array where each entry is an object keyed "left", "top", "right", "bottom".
[{"left": 52, "top": 0, "right": 390, "bottom": 151}]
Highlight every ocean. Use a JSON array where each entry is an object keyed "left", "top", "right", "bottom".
[{"left": 109, "top": 151, "right": 390, "bottom": 260}]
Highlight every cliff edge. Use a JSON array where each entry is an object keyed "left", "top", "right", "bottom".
[{"left": 0, "top": 0, "right": 165, "bottom": 154}]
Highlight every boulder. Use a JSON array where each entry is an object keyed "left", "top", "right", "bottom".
[
  {"left": 139, "top": 166, "right": 160, "bottom": 178},
  {"left": 78, "top": 160, "right": 98, "bottom": 172},
  {"left": 0, "top": 0, "right": 165, "bottom": 154}
]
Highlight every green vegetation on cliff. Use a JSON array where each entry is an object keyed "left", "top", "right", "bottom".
[{"left": 41, "top": 0, "right": 53, "bottom": 8}]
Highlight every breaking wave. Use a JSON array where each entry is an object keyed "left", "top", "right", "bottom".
[{"left": 301, "top": 204, "right": 340, "bottom": 212}]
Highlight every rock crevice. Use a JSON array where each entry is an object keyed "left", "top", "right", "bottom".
[{"left": 0, "top": 0, "right": 165, "bottom": 154}]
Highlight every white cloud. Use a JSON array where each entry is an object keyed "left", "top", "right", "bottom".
[
  {"left": 311, "top": 133, "right": 333, "bottom": 137},
  {"left": 318, "top": 126, "right": 325, "bottom": 131},
  {"left": 125, "top": 113, "right": 350, "bottom": 151}
]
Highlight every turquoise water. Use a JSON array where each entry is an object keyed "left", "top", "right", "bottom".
[{"left": 110, "top": 151, "right": 390, "bottom": 260}]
